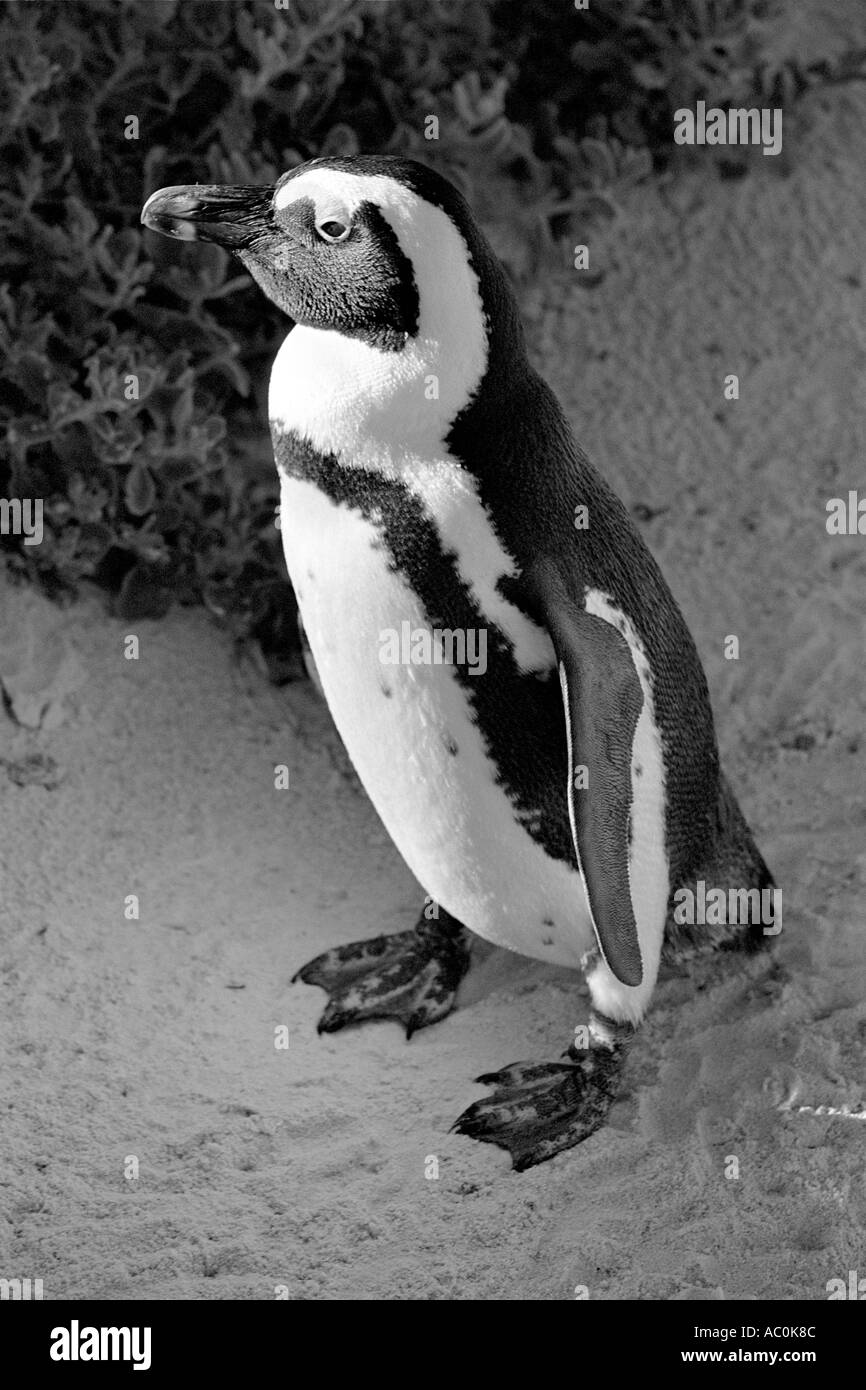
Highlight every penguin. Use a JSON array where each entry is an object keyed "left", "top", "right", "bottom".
[{"left": 141, "top": 156, "right": 775, "bottom": 1170}]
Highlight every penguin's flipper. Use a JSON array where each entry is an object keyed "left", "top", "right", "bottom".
[
  {"left": 452, "top": 1038, "right": 626, "bottom": 1171},
  {"left": 293, "top": 908, "right": 471, "bottom": 1038},
  {"left": 534, "top": 564, "right": 645, "bottom": 988}
]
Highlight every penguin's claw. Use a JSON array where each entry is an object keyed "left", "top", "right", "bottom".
[
  {"left": 294, "top": 913, "right": 471, "bottom": 1038},
  {"left": 452, "top": 1044, "right": 625, "bottom": 1171}
]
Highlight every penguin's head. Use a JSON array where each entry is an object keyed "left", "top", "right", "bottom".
[{"left": 141, "top": 155, "right": 522, "bottom": 361}]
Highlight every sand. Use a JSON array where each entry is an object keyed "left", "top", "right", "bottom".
[{"left": 1, "top": 72, "right": 865, "bottom": 1300}]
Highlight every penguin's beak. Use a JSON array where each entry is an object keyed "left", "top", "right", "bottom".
[{"left": 140, "top": 184, "right": 275, "bottom": 248}]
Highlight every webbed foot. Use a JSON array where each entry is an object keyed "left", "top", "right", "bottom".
[
  {"left": 293, "top": 907, "right": 471, "bottom": 1038},
  {"left": 452, "top": 1032, "right": 628, "bottom": 1171}
]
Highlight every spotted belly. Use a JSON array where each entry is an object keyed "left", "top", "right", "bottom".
[{"left": 278, "top": 474, "right": 593, "bottom": 968}]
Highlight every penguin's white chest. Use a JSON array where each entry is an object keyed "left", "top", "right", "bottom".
[{"left": 278, "top": 473, "right": 593, "bottom": 968}]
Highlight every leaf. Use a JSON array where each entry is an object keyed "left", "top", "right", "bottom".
[
  {"left": 76, "top": 521, "right": 114, "bottom": 565},
  {"left": 578, "top": 137, "right": 618, "bottom": 185},
  {"left": 124, "top": 461, "right": 156, "bottom": 517},
  {"left": 171, "top": 389, "right": 194, "bottom": 434},
  {"left": 632, "top": 60, "right": 671, "bottom": 89},
  {"left": 116, "top": 562, "right": 175, "bottom": 620},
  {"left": 202, "top": 415, "right": 226, "bottom": 446}
]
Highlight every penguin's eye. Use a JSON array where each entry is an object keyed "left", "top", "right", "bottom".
[{"left": 316, "top": 218, "right": 351, "bottom": 244}]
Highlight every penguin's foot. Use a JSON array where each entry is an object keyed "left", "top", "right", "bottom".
[
  {"left": 293, "top": 908, "right": 471, "bottom": 1038},
  {"left": 452, "top": 1033, "right": 627, "bottom": 1171}
]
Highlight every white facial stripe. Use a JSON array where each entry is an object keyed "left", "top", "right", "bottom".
[
  {"left": 269, "top": 169, "right": 552, "bottom": 675},
  {"left": 580, "top": 589, "right": 669, "bottom": 1025},
  {"left": 275, "top": 168, "right": 418, "bottom": 220},
  {"left": 274, "top": 174, "right": 354, "bottom": 229}
]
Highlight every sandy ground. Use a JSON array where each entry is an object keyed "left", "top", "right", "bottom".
[{"left": 2, "top": 74, "right": 866, "bottom": 1299}]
